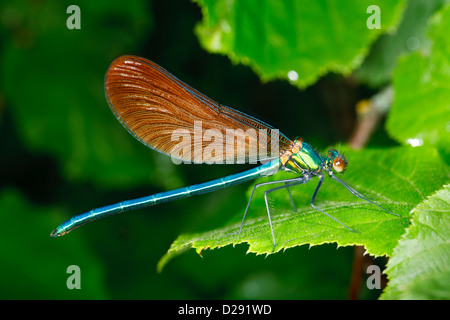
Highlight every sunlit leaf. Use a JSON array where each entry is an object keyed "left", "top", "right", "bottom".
[
  {"left": 354, "top": 0, "right": 445, "bottom": 87},
  {"left": 194, "top": 0, "right": 405, "bottom": 88},
  {"left": 158, "top": 146, "right": 450, "bottom": 271},
  {"left": 381, "top": 184, "right": 450, "bottom": 300}
]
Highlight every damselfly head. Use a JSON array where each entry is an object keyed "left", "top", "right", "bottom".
[{"left": 326, "top": 149, "right": 347, "bottom": 173}]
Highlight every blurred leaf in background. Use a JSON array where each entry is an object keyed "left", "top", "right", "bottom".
[
  {"left": 0, "top": 189, "right": 108, "bottom": 299},
  {"left": 387, "top": 2, "right": 450, "bottom": 163}
]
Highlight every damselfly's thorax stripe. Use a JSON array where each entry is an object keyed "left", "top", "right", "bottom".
[{"left": 280, "top": 138, "right": 305, "bottom": 174}]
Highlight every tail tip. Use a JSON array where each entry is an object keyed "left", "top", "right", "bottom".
[{"left": 50, "top": 228, "right": 62, "bottom": 238}]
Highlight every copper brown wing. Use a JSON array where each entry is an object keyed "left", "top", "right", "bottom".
[{"left": 105, "top": 55, "right": 292, "bottom": 163}]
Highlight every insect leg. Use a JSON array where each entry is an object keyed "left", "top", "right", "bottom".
[
  {"left": 310, "top": 175, "right": 360, "bottom": 233},
  {"left": 227, "top": 176, "right": 308, "bottom": 238},
  {"left": 262, "top": 177, "right": 309, "bottom": 251},
  {"left": 330, "top": 174, "right": 400, "bottom": 217}
]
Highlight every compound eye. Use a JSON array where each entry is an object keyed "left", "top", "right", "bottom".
[{"left": 333, "top": 156, "right": 346, "bottom": 173}]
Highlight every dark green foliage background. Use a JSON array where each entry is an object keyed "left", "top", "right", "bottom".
[{"left": 0, "top": 0, "right": 448, "bottom": 299}]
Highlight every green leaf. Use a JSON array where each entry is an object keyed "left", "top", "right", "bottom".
[
  {"left": 194, "top": 0, "right": 406, "bottom": 88},
  {"left": 387, "top": 4, "right": 450, "bottom": 162},
  {"left": 158, "top": 146, "right": 450, "bottom": 271},
  {"left": 381, "top": 184, "right": 450, "bottom": 300},
  {"left": 0, "top": 189, "right": 108, "bottom": 299}
]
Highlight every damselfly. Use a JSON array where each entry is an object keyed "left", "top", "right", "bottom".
[{"left": 50, "top": 56, "right": 399, "bottom": 251}]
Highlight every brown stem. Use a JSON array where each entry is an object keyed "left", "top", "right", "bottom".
[{"left": 346, "top": 86, "right": 393, "bottom": 299}]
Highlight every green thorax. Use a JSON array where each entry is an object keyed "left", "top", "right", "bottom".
[{"left": 281, "top": 140, "right": 325, "bottom": 174}]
